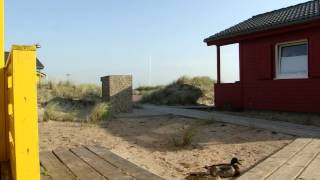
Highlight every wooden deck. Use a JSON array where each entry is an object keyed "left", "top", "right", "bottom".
[
  {"left": 40, "top": 146, "right": 163, "bottom": 180},
  {"left": 239, "top": 138, "right": 320, "bottom": 180},
  {"left": 1, "top": 140, "right": 320, "bottom": 179}
]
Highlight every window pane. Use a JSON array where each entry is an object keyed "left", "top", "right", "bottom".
[
  {"left": 280, "top": 55, "right": 308, "bottom": 74},
  {"left": 281, "top": 44, "right": 307, "bottom": 57}
]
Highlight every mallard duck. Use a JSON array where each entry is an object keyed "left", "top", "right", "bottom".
[{"left": 204, "top": 158, "right": 242, "bottom": 178}]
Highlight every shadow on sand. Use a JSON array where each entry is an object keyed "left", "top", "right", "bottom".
[{"left": 99, "top": 111, "right": 295, "bottom": 152}]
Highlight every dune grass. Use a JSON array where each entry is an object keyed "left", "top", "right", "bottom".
[
  {"left": 171, "top": 126, "right": 198, "bottom": 147},
  {"left": 38, "top": 80, "right": 101, "bottom": 104},
  {"left": 133, "top": 85, "right": 163, "bottom": 96},
  {"left": 88, "top": 102, "right": 111, "bottom": 123},
  {"left": 140, "top": 76, "right": 215, "bottom": 106},
  {"left": 39, "top": 80, "right": 110, "bottom": 123}
]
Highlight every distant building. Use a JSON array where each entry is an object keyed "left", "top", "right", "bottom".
[
  {"left": 204, "top": 0, "right": 320, "bottom": 112},
  {"left": 4, "top": 51, "right": 46, "bottom": 81}
]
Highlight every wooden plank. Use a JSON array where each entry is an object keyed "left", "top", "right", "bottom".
[
  {"left": 239, "top": 138, "right": 312, "bottom": 180},
  {"left": 70, "top": 147, "right": 134, "bottom": 180},
  {"left": 87, "top": 146, "right": 164, "bottom": 180},
  {"left": 40, "top": 151, "right": 75, "bottom": 180},
  {"left": 1, "top": 162, "right": 11, "bottom": 180},
  {"left": 297, "top": 151, "right": 320, "bottom": 179},
  {"left": 266, "top": 139, "right": 320, "bottom": 180},
  {"left": 53, "top": 149, "right": 105, "bottom": 180}
]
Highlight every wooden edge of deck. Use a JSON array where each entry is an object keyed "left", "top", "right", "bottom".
[
  {"left": 86, "top": 146, "right": 164, "bottom": 180},
  {"left": 53, "top": 149, "right": 105, "bottom": 180},
  {"left": 266, "top": 139, "right": 320, "bottom": 180},
  {"left": 298, "top": 150, "right": 320, "bottom": 179},
  {"left": 70, "top": 147, "right": 134, "bottom": 179},
  {"left": 238, "top": 138, "right": 312, "bottom": 180},
  {"left": 40, "top": 151, "right": 76, "bottom": 180}
]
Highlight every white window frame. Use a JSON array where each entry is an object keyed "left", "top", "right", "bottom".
[{"left": 275, "top": 40, "right": 309, "bottom": 80}]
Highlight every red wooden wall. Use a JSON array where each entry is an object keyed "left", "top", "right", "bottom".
[{"left": 216, "top": 22, "right": 320, "bottom": 112}]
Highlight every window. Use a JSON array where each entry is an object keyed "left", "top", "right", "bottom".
[{"left": 275, "top": 40, "right": 308, "bottom": 79}]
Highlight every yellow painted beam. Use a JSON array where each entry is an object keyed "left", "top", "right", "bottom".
[
  {"left": 0, "top": 0, "right": 6, "bottom": 161},
  {"left": 7, "top": 46, "right": 40, "bottom": 180}
]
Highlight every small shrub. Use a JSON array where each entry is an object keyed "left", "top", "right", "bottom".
[
  {"left": 43, "top": 103, "right": 77, "bottom": 122},
  {"left": 42, "top": 103, "right": 57, "bottom": 122},
  {"left": 43, "top": 102, "right": 78, "bottom": 122},
  {"left": 182, "top": 127, "right": 198, "bottom": 146},
  {"left": 88, "top": 102, "right": 110, "bottom": 123},
  {"left": 42, "top": 111, "right": 50, "bottom": 122},
  {"left": 171, "top": 126, "right": 198, "bottom": 147}
]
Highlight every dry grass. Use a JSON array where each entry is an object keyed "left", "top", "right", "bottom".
[
  {"left": 39, "top": 80, "right": 111, "bottom": 123},
  {"left": 42, "top": 102, "right": 79, "bottom": 122},
  {"left": 171, "top": 125, "right": 199, "bottom": 147},
  {"left": 88, "top": 102, "right": 111, "bottom": 123},
  {"left": 38, "top": 80, "right": 101, "bottom": 105},
  {"left": 140, "top": 76, "right": 215, "bottom": 106},
  {"left": 133, "top": 85, "right": 163, "bottom": 96}
]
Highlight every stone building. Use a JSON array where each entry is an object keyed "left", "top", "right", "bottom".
[{"left": 100, "top": 75, "right": 133, "bottom": 113}]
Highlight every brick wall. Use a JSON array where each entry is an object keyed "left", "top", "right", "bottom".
[{"left": 100, "top": 75, "right": 133, "bottom": 113}]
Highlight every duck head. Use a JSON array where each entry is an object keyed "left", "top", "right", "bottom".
[{"left": 231, "top": 158, "right": 242, "bottom": 165}]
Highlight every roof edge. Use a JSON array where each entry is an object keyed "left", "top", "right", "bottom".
[{"left": 204, "top": 17, "right": 320, "bottom": 45}]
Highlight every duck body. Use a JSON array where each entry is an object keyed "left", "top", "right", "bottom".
[
  {"left": 205, "top": 158, "right": 241, "bottom": 178},
  {"left": 205, "top": 164, "right": 240, "bottom": 178}
]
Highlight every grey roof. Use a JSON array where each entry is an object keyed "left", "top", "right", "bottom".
[
  {"left": 4, "top": 52, "right": 44, "bottom": 70},
  {"left": 204, "top": 0, "right": 320, "bottom": 43}
]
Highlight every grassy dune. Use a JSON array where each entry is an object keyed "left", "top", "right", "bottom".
[
  {"left": 38, "top": 80, "right": 110, "bottom": 122},
  {"left": 139, "top": 76, "right": 215, "bottom": 106}
]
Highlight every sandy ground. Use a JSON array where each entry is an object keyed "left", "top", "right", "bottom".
[{"left": 39, "top": 115, "right": 294, "bottom": 180}]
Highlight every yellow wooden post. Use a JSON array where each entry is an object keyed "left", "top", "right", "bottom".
[
  {"left": 0, "top": 0, "right": 6, "bottom": 162},
  {"left": 6, "top": 45, "right": 40, "bottom": 180}
]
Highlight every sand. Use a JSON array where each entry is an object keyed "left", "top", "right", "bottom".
[{"left": 39, "top": 115, "right": 294, "bottom": 180}]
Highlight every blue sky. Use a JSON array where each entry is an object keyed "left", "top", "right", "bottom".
[{"left": 5, "top": 0, "right": 308, "bottom": 87}]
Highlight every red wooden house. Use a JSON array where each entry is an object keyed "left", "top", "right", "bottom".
[{"left": 205, "top": 0, "right": 320, "bottom": 112}]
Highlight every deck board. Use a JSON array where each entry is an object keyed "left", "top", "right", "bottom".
[
  {"left": 70, "top": 147, "right": 134, "bottom": 180},
  {"left": 40, "top": 151, "right": 75, "bottom": 180},
  {"left": 53, "top": 149, "right": 105, "bottom": 180},
  {"left": 266, "top": 139, "right": 320, "bottom": 180},
  {"left": 239, "top": 138, "right": 320, "bottom": 179},
  {"left": 87, "top": 146, "right": 164, "bottom": 180},
  {"left": 298, "top": 152, "right": 320, "bottom": 179},
  {"left": 39, "top": 146, "right": 163, "bottom": 180},
  {"left": 238, "top": 138, "right": 312, "bottom": 180}
]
